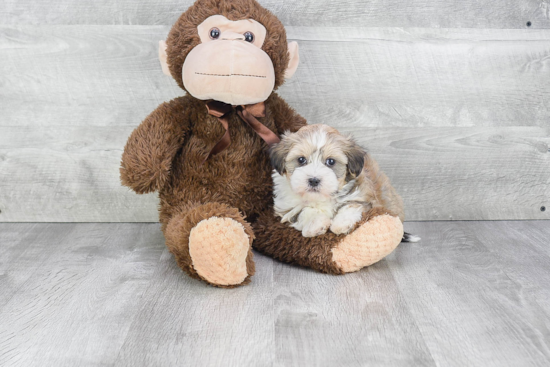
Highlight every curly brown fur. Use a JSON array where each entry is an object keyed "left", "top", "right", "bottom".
[
  {"left": 120, "top": 99, "right": 190, "bottom": 194},
  {"left": 146, "top": 93, "right": 307, "bottom": 229},
  {"left": 121, "top": 90, "right": 306, "bottom": 286}
]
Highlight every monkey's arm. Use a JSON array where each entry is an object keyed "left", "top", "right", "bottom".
[
  {"left": 269, "top": 93, "right": 307, "bottom": 133},
  {"left": 120, "top": 97, "right": 190, "bottom": 194}
]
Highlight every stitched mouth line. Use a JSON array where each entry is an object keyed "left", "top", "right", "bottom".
[{"left": 195, "top": 72, "right": 266, "bottom": 78}]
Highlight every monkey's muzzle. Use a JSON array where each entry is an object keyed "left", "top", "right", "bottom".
[{"left": 183, "top": 40, "right": 275, "bottom": 106}]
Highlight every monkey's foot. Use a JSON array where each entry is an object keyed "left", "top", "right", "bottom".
[
  {"left": 165, "top": 202, "right": 255, "bottom": 287},
  {"left": 189, "top": 216, "right": 252, "bottom": 286},
  {"left": 331, "top": 214, "right": 403, "bottom": 273}
]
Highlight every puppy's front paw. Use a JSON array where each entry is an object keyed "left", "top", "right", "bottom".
[
  {"left": 330, "top": 220, "right": 355, "bottom": 235},
  {"left": 301, "top": 216, "right": 331, "bottom": 237},
  {"left": 330, "top": 208, "right": 362, "bottom": 235}
]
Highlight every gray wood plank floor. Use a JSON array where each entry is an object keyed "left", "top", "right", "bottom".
[{"left": 1, "top": 221, "right": 550, "bottom": 366}]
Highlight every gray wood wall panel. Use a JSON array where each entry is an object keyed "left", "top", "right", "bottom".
[
  {"left": 0, "top": 26, "right": 181, "bottom": 128},
  {"left": 0, "top": 125, "right": 548, "bottom": 222},
  {"left": 0, "top": 126, "right": 158, "bottom": 222},
  {"left": 287, "top": 27, "right": 550, "bottom": 129},
  {"left": 1, "top": 0, "right": 550, "bottom": 28},
  {"left": 2, "top": 26, "right": 550, "bottom": 128},
  {"left": 1, "top": 25, "right": 549, "bottom": 222}
]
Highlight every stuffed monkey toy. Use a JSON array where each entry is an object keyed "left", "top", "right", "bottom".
[{"left": 120, "top": 0, "right": 404, "bottom": 288}]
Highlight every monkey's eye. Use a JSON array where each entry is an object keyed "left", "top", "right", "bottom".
[
  {"left": 209, "top": 28, "right": 220, "bottom": 39},
  {"left": 325, "top": 158, "right": 336, "bottom": 167},
  {"left": 297, "top": 157, "right": 307, "bottom": 165},
  {"left": 244, "top": 31, "right": 254, "bottom": 42}
]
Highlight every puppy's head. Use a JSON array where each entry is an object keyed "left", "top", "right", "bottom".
[{"left": 270, "top": 124, "right": 365, "bottom": 198}]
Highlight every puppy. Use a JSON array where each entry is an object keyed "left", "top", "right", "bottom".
[{"left": 270, "top": 124, "right": 419, "bottom": 241}]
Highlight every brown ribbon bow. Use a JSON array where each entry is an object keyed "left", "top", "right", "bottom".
[{"left": 204, "top": 100, "right": 280, "bottom": 162}]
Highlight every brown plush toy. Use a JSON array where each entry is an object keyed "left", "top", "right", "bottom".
[{"left": 120, "top": 0, "right": 404, "bottom": 288}]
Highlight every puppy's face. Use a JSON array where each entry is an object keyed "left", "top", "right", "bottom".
[{"left": 270, "top": 124, "right": 365, "bottom": 199}]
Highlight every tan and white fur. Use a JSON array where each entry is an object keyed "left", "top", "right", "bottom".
[{"left": 270, "top": 124, "right": 419, "bottom": 241}]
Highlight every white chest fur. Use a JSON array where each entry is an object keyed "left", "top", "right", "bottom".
[
  {"left": 272, "top": 170, "right": 366, "bottom": 236},
  {"left": 273, "top": 171, "right": 343, "bottom": 222}
]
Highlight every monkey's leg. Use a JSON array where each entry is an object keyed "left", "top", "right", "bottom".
[
  {"left": 252, "top": 207, "right": 403, "bottom": 274},
  {"left": 164, "top": 202, "right": 255, "bottom": 287}
]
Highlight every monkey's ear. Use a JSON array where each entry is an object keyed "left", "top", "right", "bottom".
[
  {"left": 284, "top": 41, "right": 300, "bottom": 79},
  {"left": 346, "top": 143, "right": 366, "bottom": 179},
  {"left": 158, "top": 40, "right": 171, "bottom": 76},
  {"left": 269, "top": 141, "right": 289, "bottom": 175}
]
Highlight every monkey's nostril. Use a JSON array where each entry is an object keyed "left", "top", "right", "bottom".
[{"left": 308, "top": 178, "right": 321, "bottom": 187}]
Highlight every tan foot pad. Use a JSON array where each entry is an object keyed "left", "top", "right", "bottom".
[
  {"left": 189, "top": 216, "right": 250, "bottom": 286},
  {"left": 331, "top": 215, "right": 403, "bottom": 273}
]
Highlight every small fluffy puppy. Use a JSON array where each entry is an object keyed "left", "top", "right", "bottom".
[{"left": 270, "top": 124, "right": 419, "bottom": 241}]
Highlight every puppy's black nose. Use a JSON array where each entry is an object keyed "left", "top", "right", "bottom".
[{"left": 308, "top": 177, "right": 321, "bottom": 187}]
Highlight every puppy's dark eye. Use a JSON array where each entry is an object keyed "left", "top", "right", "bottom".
[
  {"left": 326, "top": 158, "right": 336, "bottom": 167},
  {"left": 210, "top": 28, "right": 220, "bottom": 39},
  {"left": 297, "top": 157, "right": 307, "bottom": 165},
  {"left": 244, "top": 31, "right": 254, "bottom": 42}
]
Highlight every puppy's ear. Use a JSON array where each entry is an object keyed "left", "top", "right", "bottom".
[
  {"left": 345, "top": 141, "right": 366, "bottom": 179},
  {"left": 269, "top": 140, "right": 290, "bottom": 175}
]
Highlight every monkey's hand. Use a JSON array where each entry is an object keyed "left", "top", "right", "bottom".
[{"left": 120, "top": 98, "right": 190, "bottom": 194}]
